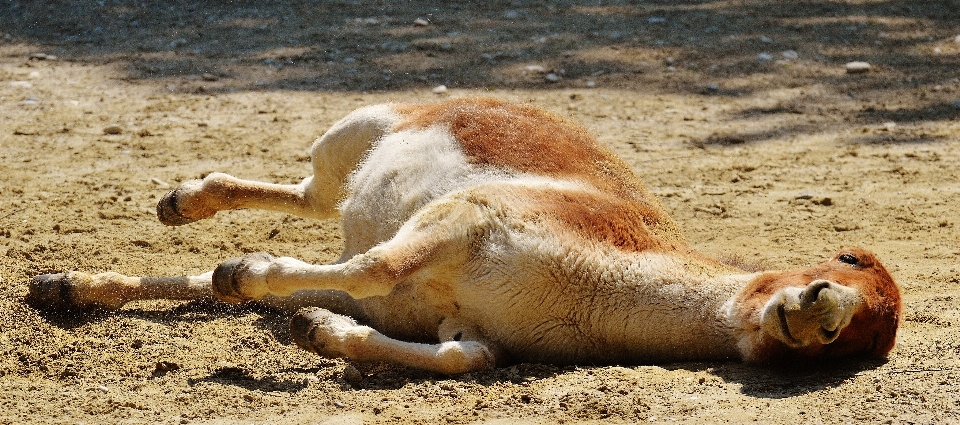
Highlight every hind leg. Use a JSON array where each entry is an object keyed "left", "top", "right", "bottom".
[
  {"left": 157, "top": 104, "right": 400, "bottom": 226},
  {"left": 157, "top": 173, "right": 336, "bottom": 225}
]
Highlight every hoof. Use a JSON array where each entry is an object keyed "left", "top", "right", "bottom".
[
  {"left": 156, "top": 188, "right": 198, "bottom": 226},
  {"left": 212, "top": 252, "right": 275, "bottom": 304},
  {"left": 290, "top": 307, "right": 329, "bottom": 355},
  {"left": 26, "top": 273, "right": 77, "bottom": 311},
  {"left": 290, "top": 307, "right": 356, "bottom": 358}
]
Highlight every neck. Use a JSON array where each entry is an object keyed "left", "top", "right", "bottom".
[{"left": 596, "top": 250, "right": 761, "bottom": 362}]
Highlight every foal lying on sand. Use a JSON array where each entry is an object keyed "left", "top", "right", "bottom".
[{"left": 29, "top": 98, "right": 902, "bottom": 374}]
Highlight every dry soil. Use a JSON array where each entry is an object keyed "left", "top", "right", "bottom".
[{"left": 1, "top": 1, "right": 959, "bottom": 424}]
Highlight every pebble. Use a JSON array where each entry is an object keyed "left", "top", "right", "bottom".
[
  {"left": 585, "top": 80, "right": 596, "bottom": 88},
  {"left": 95, "top": 385, "right": 109, "bottom": 393},
  {"left": 431, "top": 85, "right": 448, "bottom": 94},
  {"left": 757, "top": 52, "right": 773, "bottom": 61},
  {"left": 342, "top": 365, "right": 363, "bottom": 387},
  {"left": 103, "top": 124, "right": 124, "bottom": 135},
  {"left": 782, "top": 50, "right": 799, "bottom": 60},
  {"left": 149, "top": 177, "right": 170, "bottom": 188},
  {"left": 544, "top": 73, "right": 560, "bottom": 83},
  {"left": 648, "top": 17, "right": 666, "bottom": 24},
  {"left": 29, "top": 53, "right": 56, "bottom": 61},
  {"left": 845, "top": 61, "right": 871, "bottom": 74},
  {"left": 951, "top": 100, "right": 960, "bottom": 110},
  {"left": 524, "top": 65, "right": 546, "bottom": 73},
  {"left": 413, "top": 18, "right": 429, "bottom": 26},
  {"left": 955, "top": 35, "right": 960, "bottom": 44},
  {"left": 760, "top": 36, "right": 773, "bottom": 43},
  {"left": 10, "top": 81, "right": 32, "bottom": 88},
  {"left": 168, "top": 38, "right": 188, "bottom": 48}
]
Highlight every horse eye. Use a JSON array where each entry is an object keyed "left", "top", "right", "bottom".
[{"left": 838, "top": 253, "right": 859, "bottom": 266}]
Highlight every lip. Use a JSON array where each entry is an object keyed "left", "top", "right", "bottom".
[{"left": 777, "top": 304, "right": 801, "bottom": 346}]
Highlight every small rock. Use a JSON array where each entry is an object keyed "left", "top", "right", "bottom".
[
  {"left": 648, "top": 17, "right": 666, "bottom": 24},
  {"left": 705, "top": 84, "right": 720, "bottom": 93},
  {"left": 149, "top": 177, "right": 170, "bottom": 188},
  {"left": 95, "top": 385, "right": 109, "bottom": 393},
  {"left": 834, "top": 223, "right": 859, "bottom": 232},
  {"left": 413, "top": 18, "right": 429, "bottom": 26},
  {"left": 342, "top": 57, "right": 356, "bottom": 64},
  {"left": 845, "top": 61, "right": 871, "bottom": 74},
  {"left": 882, "top": 121, "right": 896, "bottom": 131},
  {"left": 431, "top": 85, "right": 448, "bottom": 94},
  {"left": 9, "top": 81, "right": 32, "bottom": 88},
  {"left": 544, "top": 73, "right": 560, "bottom": 83},
  {"left": 342, "top": 365, "right": 363, "bottom": 387},
  {"left": 585, "top": 80, "right": 596, "bottom": 88},
  {"left": 760, "top": 36, "right": 773, "bottom": 43},
  {"left": 503, "top": 10, "right": 521, "bottom": 19},
  {"left": 757, "top": 52, "right": 773, "bottom": 61},
  {"left": 950, "top": 100, "right": 960, "bottom": 110},
  {"left": 29, "top": 53, "right": 56, "bottom": 61},
  {"left": 168, "top": 38, "right": 188, "bottom": 48},
  {"left": 152, "top": 361, "right": 180, "bottom": 377},
  {"left": 955, "top": 35, "right": 960, "bottom": 44},
  {"left": 103, "top": 124, "right": 124, "bottom": 135},
  {"left": 524, "top": 65, "right": 547, "bottom": 73},
  {"left": 813, "top": 197, "right": 833, "bottom": 206},
  {"left": 781, "top": 50, "right": 799, "bottom": 60}
]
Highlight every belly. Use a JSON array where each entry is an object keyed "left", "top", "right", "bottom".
[{"left": 358, "top": 276, "right": 459, "bottom": 342}]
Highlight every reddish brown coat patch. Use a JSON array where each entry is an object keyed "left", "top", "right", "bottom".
[{"left": 395, "top": 98, "right": 686, "bottom": 245}]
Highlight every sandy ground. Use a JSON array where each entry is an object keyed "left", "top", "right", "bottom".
[{"left": 1, "top": 1, "right": 960, "bottom": 423}]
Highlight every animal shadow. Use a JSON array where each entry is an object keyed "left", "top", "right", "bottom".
[{"left": 677, "top": 359, "right": 887, "bottom": 399}]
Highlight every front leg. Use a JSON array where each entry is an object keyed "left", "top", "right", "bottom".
[
  {"left": 27, "top": 268, "right": 365, "bottom": 316},
  {"left": 210, "top": 197, "right": 484, "bottom": 304},
  {"left": 27, "top": 272, "right": 213, "bottom": 311},
  {"left": 210, "top": 245, "right": 433, "bottom": 304},
  {"left": 289, "top": 308, "right": 497, "bottom": 375}
]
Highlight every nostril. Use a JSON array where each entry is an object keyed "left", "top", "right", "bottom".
[{"left": 801, "top": 279, "right": 832, "bottom": 304}]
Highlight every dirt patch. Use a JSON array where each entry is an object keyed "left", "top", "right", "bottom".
[{"left": 1, "top": 1, "right": 959, "bottom": 423}]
